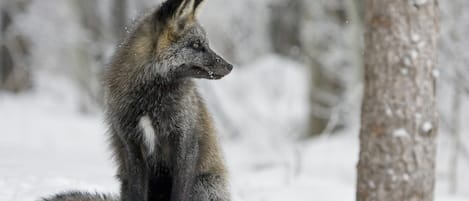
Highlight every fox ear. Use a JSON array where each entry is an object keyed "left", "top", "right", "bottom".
[
  {"left": 156, "top": 0, "right": 202, "bottom": 32},
  {"left": 193, "top": 0, "right": 204, "bottom": 13},
  {"left": 174, "top": 0, "right": 196, "bottom": 19}
]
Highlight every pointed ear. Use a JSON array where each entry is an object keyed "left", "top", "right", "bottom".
[
  {"left": 155, "top": 0, "right": 181, "bottom": 24},
  {"left": 193, "top": 0, "right": 204, "bottom": 14},
  {"left": 175, "top": 0, "right": 205, "bottom": 18},
  {"left": 155, "top": 0, "right": 205, "bottom": 36},
  {"left": 174, "top": 0, "right": 196, "bottom": 19},
  {"left": 158, "top": 0, "right": 199, "bottom": 31}
]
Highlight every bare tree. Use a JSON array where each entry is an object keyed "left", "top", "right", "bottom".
[
  {"left": 68, "top": 0, "right": 106, "bottom": 112},
  {"left": 299, "top": 0, "right": 363, "bottom": 136},
  {"left": 0, "top": 0, "right": 31, "bottom": 93},
  {"left": 269, "top": 0, "right": 302, "bottom": 59},
  {"left": 357, "top": 1, "right": 440, "bottom": 201}
]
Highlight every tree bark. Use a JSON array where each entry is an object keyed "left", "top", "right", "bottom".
[{"left": 357, "top": 1, "right": 440, "bottom": 201}]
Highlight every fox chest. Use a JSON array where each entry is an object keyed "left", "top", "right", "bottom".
[
  {"left": 123, "top": 86, "right": 197, "bottom": 161},
  {"left": 137, "top": 112, "right": 191, "bottom": 163}
]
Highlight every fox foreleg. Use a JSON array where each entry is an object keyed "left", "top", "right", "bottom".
[
  {"left": 170, "top": 131, "right": 199, "bottom": 201},
  {"left": 120, "top": 137, "right": 149, "bottom": 201}
]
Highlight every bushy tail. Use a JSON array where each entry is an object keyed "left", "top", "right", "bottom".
[{"left": 41, "top": 192, "right": 118, "bottom": 201}]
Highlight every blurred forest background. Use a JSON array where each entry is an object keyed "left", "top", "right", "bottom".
[{"left": 0, "top": 0, "right": 468, "bottom": 201}]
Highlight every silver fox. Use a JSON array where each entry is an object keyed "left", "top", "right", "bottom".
[{"left": 42, "top": 0, "right": 232, "bottom": 201}]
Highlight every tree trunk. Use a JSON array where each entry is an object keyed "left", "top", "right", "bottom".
[
  {"left": 0, "top": 0, "right": 31, "bottom": 93},
  {"left": 303, "top": 0, "right": 350, "bottom": 136},
  {"left": 357, "top": 1, "right": 439, "bottom": 201},
  {"left": 269, "top": 0, "right": 302, "bottom": 59}
]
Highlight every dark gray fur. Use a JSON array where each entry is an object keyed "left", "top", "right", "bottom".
[
  {"left": 41, "top": 0, "right": 232, "bottom": 201},
  {"left": 105, "top": 0, "right": 232, "bottom": 201},
  {"left": 42, "top": 192, "right": 117, "bottom": 201}
]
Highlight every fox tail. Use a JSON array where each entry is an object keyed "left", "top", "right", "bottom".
[{"left": 41, "top": 192, "right": 117, "bottom": 201}]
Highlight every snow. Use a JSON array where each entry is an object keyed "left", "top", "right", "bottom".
[
  {"left": 403, "top": 174, "right": 410, "bottom": 181},
  {"left": 0, "top": 57, "right": 468, "bottom": 201},
  {"left": 403, "top": 56, "right": 412, "bottom": 67},
  {"left": 422, "top": 122, "right": 433, "bottom": 133},
  {"left": 411, "top": 33, "right": 421, "bottom": 43},
  {"left": 413, "top": 0, "right": 428, "bottom": 6},
  {"left": 401, "top": 67, "right": 409, "bottom": 75},
  {"left": 1, "top": 0, "right": 469, "bottom": 199},
  {"left": 385, "top": 107, "right": 393, "bottom": 116},
  {"left": 393, "top": 128, "right": 409, "bottom": 138},
  {"left": 415, "top": 113, "right": 423, "bottom": 121},
  {"left": 433, "top": 69, "right": 441, "bottom": 78},
  {"left": 410, "top": 49, "right": 419, "bottom": 61},
  {"left": 198, "top": 55, "right": 310, "bottom": 139}
]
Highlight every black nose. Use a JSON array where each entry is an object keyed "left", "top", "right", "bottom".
[{"left": 226, "top": 64, "right": 233, "bottom": 71}]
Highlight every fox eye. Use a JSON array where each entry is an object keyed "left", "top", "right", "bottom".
[
  {"left": 191, "top": 41, "right": 204, "bottom": 51},
  {"left": 192, "top": 42, "right": 200, "bottom": 49}
]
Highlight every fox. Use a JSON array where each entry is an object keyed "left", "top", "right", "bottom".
[{"left": 41, "top": 0, "right": 233, "bottom": 201}]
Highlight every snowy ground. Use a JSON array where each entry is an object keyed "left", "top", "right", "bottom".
[{"left": 0, "top": 57, "right": 468, "bottom": 201}]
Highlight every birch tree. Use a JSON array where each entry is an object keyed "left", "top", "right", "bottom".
[{"left": 356, "top": 0, "right": 440, "bottom": 201}]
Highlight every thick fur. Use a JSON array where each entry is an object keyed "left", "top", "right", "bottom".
[
  {"left": 42, "top": 192, "right": 117, "bottom": 201},
  {"left": 41, "top": 0, "right": 232, "bottom": 201},
  {"left": 106, "top": 0, "right": 231, "bottom": 201}
]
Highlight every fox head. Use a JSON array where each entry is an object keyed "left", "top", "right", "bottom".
[{"left": 114, "top": 0, "right": 233, "bottom": 83}]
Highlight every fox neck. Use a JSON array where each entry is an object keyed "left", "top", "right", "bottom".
[{"left": 135, "top": 74, "right": 194, "bottom": 96}]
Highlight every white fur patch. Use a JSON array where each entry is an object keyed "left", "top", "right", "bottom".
[{"left": 139, "top": 115, "right": 156, "bottom": 154}]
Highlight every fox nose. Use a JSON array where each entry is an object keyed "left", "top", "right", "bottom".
[
  {"left": 226, "top": 64, "right": 233, "bottom": 71},
  {"left": 215, "top": 57, "right": 233, "bottom": 72}
]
